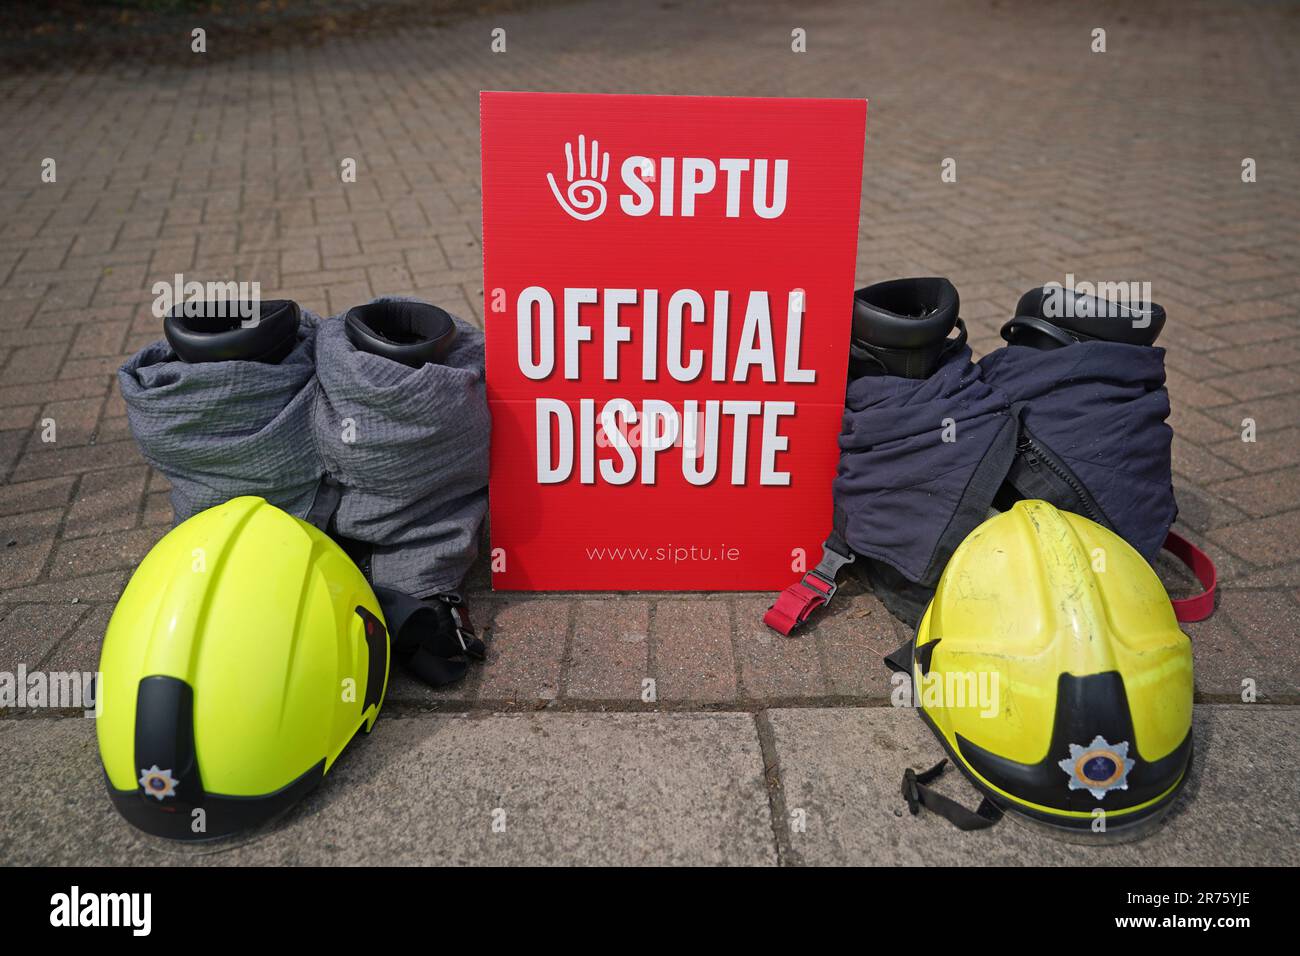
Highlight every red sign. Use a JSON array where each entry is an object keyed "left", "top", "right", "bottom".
[{"left": 481, "top": 91, "right": 867, "bottom": 590}]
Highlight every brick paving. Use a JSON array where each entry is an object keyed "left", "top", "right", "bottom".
[{"left": 1, "top": 0, "right": 1298, "bottom": 714}]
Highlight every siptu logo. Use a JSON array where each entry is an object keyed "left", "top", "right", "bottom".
[
  {"left": 545, "top": 134, "right": 790, "bottom": 221},
  {"left": 547, "top": 134, "right": 610, "bottom": 220}
]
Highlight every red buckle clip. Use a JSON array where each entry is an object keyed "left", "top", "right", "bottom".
[
  {"left": 763, "top": 542, "right": 853, "bottom": 637},
  {"left": 763, "top": 575, "right": 833, "bottom": 636}
]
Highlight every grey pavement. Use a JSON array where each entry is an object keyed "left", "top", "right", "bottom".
[{"left": 1, "top": 705, "right": 1295, "bottom": 865}]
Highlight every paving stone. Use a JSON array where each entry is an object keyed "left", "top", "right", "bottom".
[
  {"left": 813, "top": 583, "right": 909, "bottom": 700},
  {"left": 0, "top": 603, "right": 90, "bottom": 676},
  {"left": 1211, "top": 367, "right": 1300, "bottom": 403},
  {"left": 768, "top": 706, "right": 1300, "bottom": 866},
  {"left": 9, "top": 438, "right": 144, "bottom": 482},
  {"left": 0, "top": 712, "right": 775, "bottom": 866},
  {"left": 1211, "top": 510, "right": 1300, "bottom": 568},
  {"left": 63, "top": 466, "right": 148, "bottom": 539},
  {"left": 1210, "top": 341, "right": 1300, "bottom": 372},
  {"left": 1215, "top": 590, "right": 1300, "bottom": 698},
  {"left": 0, "top": 377, "right": 105, "bottom": 412},
  {"left": 280, "top": 247, "right": 321, "bottom": 275},
  {"left": 1164, "top": 371, "right": 1236, "bottom": 411},
  {"left": 0, "top": 507, "right": 62, "bottom": 589},
  {"left": 477, "top": 598, "right": 567, "bottom": 703},
  {"left": 1171, "top": 435, "right": 1242, "bottom": 486},
  {"left": 0, "top": 475, "right": 76, "bottom": 518},
  {"left": 0, "top": 343, "right": 67, "bottom": 387},
  {"left": 1209, "top": 318, "right": 1293, "bottom": 346},
  {"left": 59, "top": 355, "right": 128, "bottom": 382},
  {"left": 1208, "top": 427, "right": 1300, "bottom": 474},
  {"left": 26, "top": 396, "right": 103, "bottom": 449},
  {"left": 1166, "top": 402, "right": 1235, "bottom": 445},
  {"left": 652, "top": 598, "right": 736, "bottom": 703},
  {"left": 1224, "top": 562, "right": 1300, "bottom": 590},
  {"left": 0, "top": 569, "right": 130, "bottom": 606},
  {"left": 0, "top": 427, "right": 26, "bottom": 479},
  {"left": 142, "top": 490, "right": 173, "bottom": 527},
  {"left": 733, "top": 595, "right": 828, "bottom": 700},
  {"left": 43, "top": 603, "right": 114, "bottom": 675},
  {"left": 1182, "top": 603, "right": 1269, "bottom": 700},
  {"left": 1211, "top": 467, "right": 1300, "bottom": 518},
  {"left": 0, "top": 402, "right": 37, "bottom": 432},
  {"left": 1169, "top": 483, "right": 1248, "bottom": 534},
  {"left": 565, "top": 598, "right": 650, "bottom": 701},
  {"left": 46, "top": 526, "right": 164, "bottom": 580}
]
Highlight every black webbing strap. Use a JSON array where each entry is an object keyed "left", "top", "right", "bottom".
[
  {"left": 920, "top": 410, "right": 1021, "bottom": 586},
  {"left": 884, "top": 637, "right": 914, "bottom": 675},
  {"left": 304, "top": 474, "right": 345, "bottom": 533},
  {"left": 373, "top": 587, "right": 486, "bottom": 689},
  {"left": 827, "top": 503, "right": 853, "bottom": 560},
  {"left": 889, "top": 639, "right": 1002, "bottom": 832},
  {"left": 902, "top": 759, "right": 1003, "bottom": 831}
]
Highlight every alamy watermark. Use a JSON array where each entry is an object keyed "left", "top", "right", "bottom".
[
  {"left": 151, "top": 273, "right": 262, "bottom": 325},
  {"left": 891, "top": 669, "right": 1000, "bottom": 718},
  {"left": 50, "top": 886, "right": 151, "bottom": 936},
  {"left": 1042, "top": 274, "right": 1154, "bottom": 327},
  {"left": 0, "top": 666, "right": 100, "bottom": 717}
]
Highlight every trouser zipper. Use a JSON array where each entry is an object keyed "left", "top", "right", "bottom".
[{"left": 1015, "top": 430, "right": 1107, "bottom": 525}]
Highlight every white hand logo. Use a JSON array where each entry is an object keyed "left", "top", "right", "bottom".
[{"left": 547, "top": 134, "right": 610, "bottom": 221}]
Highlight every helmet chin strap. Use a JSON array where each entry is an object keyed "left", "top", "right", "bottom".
[
  {"left": 886, "top": 638, "right": 1005, "bottom": 832},
  {"left": 902, "top": 760, "right": 1004, "bottom": 831}
]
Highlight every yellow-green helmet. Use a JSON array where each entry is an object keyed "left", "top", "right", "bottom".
[
  {"left": 895, "top": 499, "right": 1193, "bottom": 840},
  {"left": 96, "top": 496, "right": 389, "bottom": 841}
]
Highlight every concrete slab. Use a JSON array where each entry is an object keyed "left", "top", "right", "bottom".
[
  {"left": 0, "top": 712, "right": 776, "bottom": 866},
  {"left": 768, "top": 705, "right": 1300, "bottom": 865}
]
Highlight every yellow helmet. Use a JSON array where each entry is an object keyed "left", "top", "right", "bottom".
[
  {"left": 96, "top": 496, "right": 389, "bottom": 840},
  {"left": 891, "top": 499, "right": 1193, "bottom": 840}
]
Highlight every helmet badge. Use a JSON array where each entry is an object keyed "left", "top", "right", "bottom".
[
  {"left": 139, "top": 765, "right": 180, "bottom": 801},
  {"left": 1058, "top": 736, "right": 1135, "bottom": 799}
]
